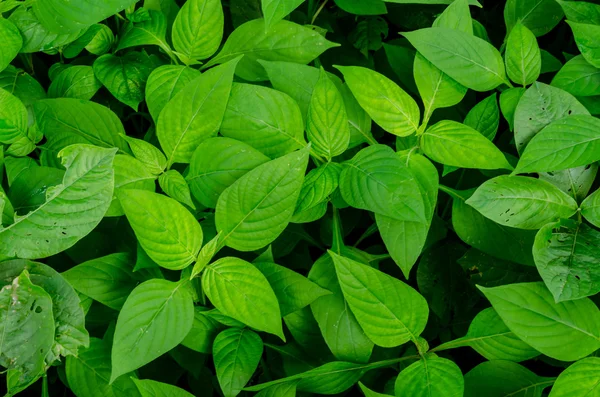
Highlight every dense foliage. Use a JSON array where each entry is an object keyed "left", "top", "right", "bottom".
[{"left": 1, "top": 0, "right": 600, "bottom": 395}]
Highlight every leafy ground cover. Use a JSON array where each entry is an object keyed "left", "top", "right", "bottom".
[{"left": 1, "top": 0, "right": 600, "bottom": 396}]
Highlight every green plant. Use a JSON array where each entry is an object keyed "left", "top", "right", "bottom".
[{"left": 1, "top": 0, "right": 600, "bottom": 395}]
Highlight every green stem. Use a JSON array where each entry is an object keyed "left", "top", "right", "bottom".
[
  {"left": 332, "top": 207, "right": 344, "bottom": 254},
  {"left": 311, "top": 0, "right": 329, "bottom": 24}
]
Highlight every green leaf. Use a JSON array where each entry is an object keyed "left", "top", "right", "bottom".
[
  {"left": 479, "top": 282, "right": 600, "bottom": 361},
  {"left": 157, "top": 57, "right": 240, "bottom": 165},
  {"left": 221, "top": 83, "right": 306, "bottom": 159},
  {"left": 0, "top": 270, "right": 54, "bottom": 383},
  {"left": 433, "top": 0, "right": 473, "bottom": 33},
  {"left": 145, "top": 65, "right": 200, "bottom": 123},
  {"left": 433, "top": 307, "right": 539, "bottom": 362},
  {"left": 338, "top": 82, "right": 375, "bottom": 147},
  {"left": 295, "top": 162, "right": 342, "bottom": 214},
  {"left": 549, "top": 357, "right": 600, "bottom": 397},
  {"left": 336, "top": 65, "right": 419, "bottom": 137},
  {"left": 567, "top": 21, "right": 600, "bottom": 69},
  {"left": 93, "top": 52, "right": 154, "bottom": 111},
  {"left": 541, "top": 49, "right": 563, "bottom": 73},
  {"left": 0, "top": 88, "right": 27, "bottom": 144},
  {"left": 262, "top": 0, "right": 304, "bottom": 31},
  {"left": 254, "top": 382, "right": 299, "bottom": 397},
  {"left": 181, "top": 307, "right": 223, "bottom": 353},
  {"left": 62, "top": 252, "right": 137, "bottom": 310},
  {"left": 582, "top": 188, "right": 600, "bottom": 228},
  {"left": 118, "top": 190, "right": 203, "bottom": 270},
  {"left": 500, "top": 87, "right": 526, "bottom": 131},
  {"left": 0, "top": 65, "right": 46, "bottom": 107},
  {"left": 254, "top": 261, "right": 331, "bottom": 316},
  {"left": 133, "top": 378, "right": 194, "bottom": 397},
  {"left": 458, "top": 248, "right": 539, "bottom": 287},
  {"left": 204, "top": 19, "right": 339, "bottom": 81},
  {"left": 515, "top": 115, "right": 600, "bottom": 173},
  {"left": 202, "top": 257, "right": 284, "bottom": 339},
  {"left": 106, "top": 154, "right": 157, "bottom": 217},
  {"left": 307, "top": 68, "right": 350, "bottom": 160},
  {"left": 187, "top": 137, "right": 269, "bottom": 208},
  {"left": 402, "top": 27, "right": 507, "bottom": 91},
  {"left": 339, "top": 145, "right": 425, "bottom": 222},
  {"left": 213, "top": 328, "right": 263, "bottom": 397},
  {"left": 539, "top": 163, "right": 598, "bottom": 202},
  {"left": 464, "top": 93, "right": 500, "bottom": 140},
  {"left": 552, "top": 55, "right": 600, "bottom": 97},
  {"left": 158, "top": 170, "right": 195, "bottom": 208},
  {"left": 422, "top": 120, "right": 511, "bottom": 169},
  {"left": 172, "top": 0, "right": 224, "bottom": 63},
  {"left": 505, "top": 22, "right": 541, "bottom": 86},
  {"left": 120, "top": 135, "right": 167, "bottom": 176},
  {"left": 66, "top": 338, "right": 140, "bottom": 397},
  {"left": 116, "top": 9, "right": 169, "bottom": 52},
  {"left": 85, "top": 24, "right": 114, "bottom": 55},
  {"left": 466, "top": 175, "right": 578, "bottom": 229},
  {"left": 334, "top": 0, "right": 387, "bottom": 15},
  {"left": 330, "top": 251, "right": 428, "bottom": 347},
  {"left": 504, "top": 0, "right": 564, "bottom": 37},
  {"left": 0, "top": 145, "right": 116, "bottom": 259},
  {"left": 464, "top": 360, "right": 554, "bottom": 397},
  {"left": 215, "top": 146, "right": 309, "bottom": 251},
  {"left": 358, "top": 382, "right": 391, "bottom": 397},
  {"left": 0, "top": 18, "right": 22, "bottom": 73},
  {"left": 557, "top": 0, "right": 600, "bottom": 24},
  {"left": 47, "top": 66, "right": 102, "bottom": 100},
  {"left": 395, "top": 354, "right": 464, "bottom": 397},
  {"left": 111, "top": 279, "right": 194, "bottom": 382}
]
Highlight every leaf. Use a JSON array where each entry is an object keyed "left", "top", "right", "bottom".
[
  {"left": 504, "top": 0, "right": 564, "bottom": 37},
  {"left": 433, "top": 0, "right": 473, "bottom": 33},
  {"left": 172, "top": 0, "right": 224, "bottom": 63},
  {"left": 221, "top": 83, "right": 306, "bottom": 159},
  {"left": 402, "top": 27, "right": 507, "bottom": 91},
  {"left": 145, "top": 65, "right": 200, "bottom": 123},
  {"left": 336, "top": 65, "right": 419, "bottom": 137},
  {"left": 466, "top": 175, "right": 578, "bottom": 229},
  {"left": 133, "top": 378, "right": 194, "bottom": 397},
  {"left": 47, "top": 66, "right": 102, "bottom": 100},
  {"left": 334, "top": 0, "right": 387, "bottom": 15},
  {"left": 204, "top": 19, "right": 339, "bottom": 81},
  {"left": 533, "top": 219, "right": 600, "bottom": 302},
  {"left": 32, "top": 0, "right": 138, "bottom": 33},
  {"left": 262, "top": 0, "right": 304, "bottom": 31},
  {"left": 66, "top": 338, "right": 140, "bottom": 397},
  {"left": 464, "top": 93, "right": 500, "bottom": 140},
  {"left": 549, "top": 357, "right": 600, "bottom": 397},
  {"left": 0, "top": 88, "right": 28, "bottom": 144},
  {"left": 422, "top": 120, "right": 511, "bottom": 169},
  {"left": 505, "top": 22, "right": 541, "bottom": 86},
  {"left": 111, "top": 279, "right": 194, "bottom": 382},
  {"left": 464, "top": 360, "right": 554, "bottom": 397},
  {"left": 395, "top": 354, "right": 464, "bottom": 397},
  {"left": 358, "top": 382, "right": 391, "bottom": 397},
  {"left": 106, "top": 154, "right": 157, "bottom": 217},
  {"left": 254, "top": 261, "right": 331, "bottom": 316},
  {"left": 85, "top": 24, "right": 114, "bottom": 55},
  {"left": 93, "top": 52, "right": 154, "bottom": 111},
  {"left": 557, "top": 0, "right": 600, "bottom": 24},
  {"left": 339, "top": 145, "right": 425, "bottom": 222},
  {"left": 0, "top": 18, "right": 22, "bottom": 73},
  {"left": 307, "top": 68, "right": 350, "bottom": 160},
  {"left": 254, "top": 382, "right": 299, "bottom": 397},
  {"left": 539, "top": 163, "right": 598, "bottom": 202},
  {"left": 158, "top": 170, "right": 195, "bottom": 208},
  {"left": 118, "top": 190, "right": 203, "bottom": 270},
  {"left": 458, "top": 249, "right": 539, "bottom": 287},
  {"left": 552, "top": 55, "right": 600, "bottom": 97},
  {"left": 181, "top": 307, "right": 223, "bottom": 353},
  {"left": 0, "top": 65, "right": 46, "bottom": 107},
  {"left": 500, "top": 87, "right": 526, "bottom": 131},
  {"left": 116, "top": 9, "right": 169, "bottom": 52},
  {"left": 515, "top": 115, "right": 600, "bottom": 173},
  {"left": 330, "top": 251, "right": 428, "bottom": 347},
  {"left": 215, "top": 146, "right": 309, "bottom": 251},
  {"left": 295, "top": 162, "right": 342, "bottom": 214},
  {"left": 0, "top": 270, "right": 54, "bottom": 383},
  {"left": 567, "top": 21, "right": 600, "bottom": 69},
  {"left": 434, "top": 307, "right": 539, "bottom": 362},
  {"left": 349, "top": 17, "right": 388, "bottom": 56},
  {"left": 213, "top": 328, "right": 263, "bottom": 397},
  {"left": 582, "top": 188, "right": 600, "bottom": 228},
  {"left": 121, "top": 135, "right": 167, "bottom": 176},
  {"left": 0, "top": 145, "right": 116, "bottom": 259},
  {"left": 202, "top": 257, "right": 284, "bottom": 339},
  {"left": 157, "top": 57, "right": 240, "bottom": 165},
  {"left": 479, "top": 282, "right": 600, "bottom": 361},
  {"left": 62, "top": 252, "right": 137, "bottom": 310}
]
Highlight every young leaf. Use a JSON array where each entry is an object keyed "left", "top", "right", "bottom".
[
  {"left": 145, "top": 65, "right": 201, "bottom": 123},
  {"left": 204, "top": 19, "right": 339, "bottom": 81},
  {"left": 306, "top": 68, "right": 350, "bottom": 160},
  {"left": 213, "top": 328, "right": 263, "bottom": 397},
  {"left": 466, "top": 175, "right": 578, "bottom": 230},
  {"left": 0, "top": 145, "right": 116, "bottom": 259},
  {"left": 116, "top": 9, "right": 169, "bottom": 52},
  {"left": 111, "top": 279, "right": 194, "bottom": 382},
  {"left": 294, "top": 162, "right": 342, "bottom": 215},
  {"left": 330, "top": 251, "right": 429, "bottom": 347},
  {"left": 0, "top": 88, "right": 28, "bottom": 144},
  {"left": 118, "top": 190, "right": 203, "bottom": 270},
  {"left": 133, "top": 378, "right": 194, "bottom": 397},
  {"left": 402, "top": 27, "right": 507, "bottom": 91},
  {"left": 215, "top": 146, "right": 309, "bottom": 251},
  {"left": 106, "top": 154, "right": 157, "bottom": 217},
  {"left": 421, "top": 120, "right": 511, "bottom": 170},
  {"left": 172, "top": 0, "right": 224, "bottom": 64},
  {"left": 395, "top": 354, "right": 464, "bottom": 397},
  {"left": 202, "top": 257, "right": 284, "bottom": 340},
  {"left": 500, "top": 87, "right": 526, "bottom": 131},
  {"left": 120, "top": 134, "right": 167, "bottom": 176},
  {"left": 181, "top": 307, "right": 223, "bottom": 353},
  {"left": 157, "top": 57, "right": 240, "bottom": 165},
  {"left": 567, "top": 21, "right": 600, "bottom": 69},
  {"left": 432, "top": 0, "right": 473, "bottom": 33},
  {"left": 505, "top": 22, "right": 541, "bottom": 86},
  {"left": 549, "top": 357, "right": 600, "bottom": 397},
  {"left": 47, "top": 66, "right": 102, "bottom": 100},
  {"left": 479, "top": 282, "right": 600, "bottom": 361},
  {"left": 551, "top": 55, "right": 600, "bottom": 97},
  {"left": 158, "top": 170, "right": 195, "bottom": 208},
  {"left": 262, "top": 0, "right": 304, "bottom": 31},
  {"left": 463, "top": 93, "right": 500, "bottom": 140},
  {"left": 336, "top": 66, "right": 420, "bottom": 137},
  {"left": 254, "top": 382, "right": 299, "bottom": 397}
]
